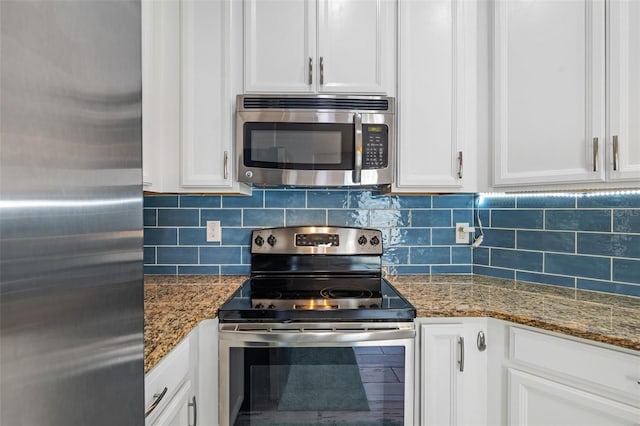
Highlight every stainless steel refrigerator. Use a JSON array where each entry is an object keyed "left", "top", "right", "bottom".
[{"left": 1, "top": 1, "right": 144, "bottom": 424}]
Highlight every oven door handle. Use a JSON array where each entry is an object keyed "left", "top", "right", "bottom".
[
  {"left": 352, "top": 112, "right": 363, "bottom": 184},
  {"left": 219, "top": 326, "right": 415, "bottom": 344}
]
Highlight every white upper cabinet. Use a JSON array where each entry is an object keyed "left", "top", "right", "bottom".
[
  {"left": 492, "top": 0, "right": 606, "bottom": 188},
  {"left": 491, "top": 0, "right": 640, "bottom": 190},
  {"left": 394, "top": 0, "right": 477, "bottom": 192},
  {"left": 181, "top": 0, "right": 246, "bottom": 191},
  {"left": 607, "top": 0, "right": 640, "bottom": 182},
  {"left": 243, "top": 0, "right": 396, "bottom": 95}
]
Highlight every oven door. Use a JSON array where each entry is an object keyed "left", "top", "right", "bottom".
[{"left": 219, "top": 322, "right": 415, "bottom": 426}]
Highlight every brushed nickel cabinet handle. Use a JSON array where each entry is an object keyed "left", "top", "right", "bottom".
[
  {"left": 593, "top": 137, "right": 599, "bottom": 172},
  {"left": 308, "top": 57, "right": 313, "bottom": 85},
  {"left": 613, "top": 135, "right": 619, "bottom": 171},
  {"left": 188, "top": 395, "right": 197, "bottom": 426},
  {"left": 223, "top": 150, "right": 229, "bottom": 180},
  {"left": 145, "top": 386, "right": 168, "bottom": 418},
  {"left": 457, "top": 151, "right": 463, "bottom": 179},
  {"left": 319, "top": 56, "right": 324, "bottom": 85},
  {"left": 477, "top": 330, "right": 486, "bottom": 351},
  {"left": 458, "top": 336, "right": 465, "bottom": 372}
]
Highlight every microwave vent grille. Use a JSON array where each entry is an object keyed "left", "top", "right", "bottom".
[{"left": 242, "top": 97, "right": 389, "bottom": 111}]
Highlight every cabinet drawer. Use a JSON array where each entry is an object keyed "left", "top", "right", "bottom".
[
  {"left": 145, "top": 339, "right": 191, "bottom": 422},
  {"left": 509, "top": 327, "right": 640, "bottom": 399}
]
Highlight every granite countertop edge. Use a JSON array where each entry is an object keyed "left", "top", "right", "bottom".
[{"left": 144, "top": 274, "right": 640, "bottom": 373}]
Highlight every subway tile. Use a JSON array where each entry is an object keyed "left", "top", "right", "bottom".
[
  {"left": 453, "top": 209, "right": 474, "bottom": 225},
  {"left": 200, "top": 247, "right": 242, "bottom": 265},
  {"left": 157, "top": 247, "right": 198, "bottom": 265},
  {"left": 179, "top": 228, "right": 219, "bottom": 246},
  {"left": 144, "top": 228, "right": 177, "bottom": 246},
  {"left": 349, "top": 190, "right": 391, "bottom": 209},
  {"left": 491, "top": 210, "right": 543, "bottom": 229},
  {"left": 473, "top": 265, "right": 515, "bottom": 280},
  {"left": 395, "top": 228, "right": 430, "bottom": 246},
  {"left": 518, "top": 230, "right": 575, "bottom": 253},
  {"left": 394, "top": 195, "right": 431, "bottom": 209},
  {"left": 222, "top": 190, "right": 264, "bottom": 208},
  {"left": 178, "top": 265, "right": 220, "bottom": 275},
  {"left": 221, "top": 265, "right": 251, "bottom": 275},
  {"left": 545, "top": 210, "right": 611, "bottom": 232},
  {"left": 265, "top": 190, "right": 306, "bottom": 208},
  {"left": 516, "top": 196, "right": 576, "bottom": 208},
  {"left": 370, "top": 210, "right": 409, "bottom": 228},
  {"left": 545, "top": 253, "right": 610, "bottom": 281},
  {"left": 327, "top": 209, "right": 370, "bottom": 227},
  {"left": 307, "top": 190, "right": 349, "bottom": 208},
  {"left": 201, "top": 209, "right": 242, "bottom": 227},
  {"left": 382, "top": 247, "right": 410, "bottom": 265},
  {"left": 394, "top": 265, "right": 430, "bottom": 274},
  {"left": 410, "top": 247, "right": 451, "bottom": 264},
  {"left": 452, "top": 247, "right": 472, "bottom": 264},
  {"left": 221, "top": 228, "right": 252, "bottom": 246},
  {"left": 285, "top": 209, "right": 326, "bottom": 226},
  {"left": 432, "top": 265, "right": 473, "bottom": 274},
  {"left": 432, "top": 228, "right": 456, "bottom": 245},
  {"left": 577, "top": 233, "right": 640, "bottom": 259},
  {"left": 613, "top": 259, "right": 640, "bottom": 284},
  {"left": 432, "top": 194, "right": 474, "bottom": 208},
  {"left": 144, "top": 195, "right": 178, "bottom": 208},
  {"left": 411, "top": 210, "right": 451, "bottom": 227},
  {"left": 516, "top": 271, "right": 575, "bottom": 288},
  {"left": 613, "top": 209, "right": 640, "bottom": 233},
  {"left": 578, "top": 278, "right": 640, "bottom": 297},
  {"left": 482, "top": 229, "right": 516, "bottom": 249},
  {"left": 478, "top": 195, "right": 515, "bottom": 208},
  {"left": 243, "top": 209, "right": 285, "bottom": 227},
  {"left": 158, "top": 209, "right": 199, "bottom": 227},
  {"left": 180, "top": 195, "right": 221, "bottom": 208},
  {"left": 491, "top": 249, "right": 543, "bottom": 272},
  {"left": 577, "top": 193, "right": 640, "bottom": 208},
  {"left": 143, "top": 209, "right": 157, "bottom": 227},
  {"left": 473, "top": 247, "right": 490, "bottom": 265},
  {"left": 144, "top": 247, "right": 156, "bottom": 264},
  {"left": 241, "top": 246, "right": 251, "bottom": 264},
  {"left": 144, "top": 265, "right": 177, "bottom": 275},
  {"left": 477, "top": 209, "right": 490, "bottom": 228}
]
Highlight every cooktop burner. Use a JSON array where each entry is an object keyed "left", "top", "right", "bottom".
[{"left": 217, "top": 278, "right": 415, "bottom": 323}]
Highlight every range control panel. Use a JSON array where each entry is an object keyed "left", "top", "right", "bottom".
[{"left": 251, "top": 226, "right": 383, "bottom": 255}]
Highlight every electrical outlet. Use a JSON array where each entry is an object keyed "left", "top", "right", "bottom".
[
  {"left": 456, "top": 222, "right": 470, "bottom": 244},
  {"left": 206, "top": 220, "right": 222, "bottom": 242}
]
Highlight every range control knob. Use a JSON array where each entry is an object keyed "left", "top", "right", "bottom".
[
  {"left": 358, "top": 235, "right": 368, "bottom": 245},
  {"left": 267, "top": 304, "right": 276, "bottom": 310},
  {"left": 370, "top": 236, "right": 380, "bottom": 246},
  {"left": 267, "top": 235, "right": 277, "bottom": 246},
  {"left": 254, "top": 236, "right": 264, "bottom": 246},
  {"left": 254, "top": 303, "right": 264, "bottom": 309}
]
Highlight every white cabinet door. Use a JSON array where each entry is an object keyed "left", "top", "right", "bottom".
[
  {"left": 181, "top": 0, "right": 243, "bottom": 190},
  {"left": 244, "top": 0, "right": 316, "bottom": 93},
  {"left": 196, "top": 319, "right": 219, "bottom": 426},
  {"left": 492, "top": 0, "right": 606, "bottom": 187},
  {"left": 244, "top": 0, "right": 395, "bottom": 95},
  {"left": 419, "top": 321, "right": 487, "bottom": 426},
  {"left": 151, "top": 382, "right": 195, "bottom": 426},
  {"left": 395, "top": 0, "right": 476, "bottom": 192},
  {"left": 508, "top": 369, "right": 640, "bottom": 426},
  {"left": 317, "top": 0, "right": 395, "bottom": 94},
  {"left": 607, "top": 0, "right": 640, "bottom": 182}
]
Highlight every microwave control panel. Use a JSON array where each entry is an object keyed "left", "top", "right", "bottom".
[{"left": 362, "top": 124, "right": 388, "bottom": 169}]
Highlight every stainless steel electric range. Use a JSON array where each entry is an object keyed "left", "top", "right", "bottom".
[{"left": 218, "top": 226, "right": 416, "bottom": 426}]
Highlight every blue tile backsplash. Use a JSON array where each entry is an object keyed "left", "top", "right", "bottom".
[{"left": 144, "top": 190, "right": 640, "bottom": 297}]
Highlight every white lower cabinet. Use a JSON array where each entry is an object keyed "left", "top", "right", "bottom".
[
  {"left": 417, "top": 318, "right": 488, "bottom": 426},
  {"left": 507, "top": 326, "right": 640, "bottom": 426}
]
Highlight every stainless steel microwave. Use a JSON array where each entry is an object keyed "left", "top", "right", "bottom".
[{"left": 236, "top": 95, "right": 395, "bottom": 187}]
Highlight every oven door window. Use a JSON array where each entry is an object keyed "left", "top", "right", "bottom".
[
  {"left": 228, "top": 346, "right": 405, "bottom": 425},
  {"left": 243, "top": 122, "right": 354, "bottom": 170}
]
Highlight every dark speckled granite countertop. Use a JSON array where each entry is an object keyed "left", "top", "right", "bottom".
[{"left": 144, "top": 274, "right": 639, "bottom": 373}]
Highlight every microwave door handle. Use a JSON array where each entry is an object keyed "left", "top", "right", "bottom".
[{"left": 353, "top": 112, "right": 362, "bottom": 183}]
